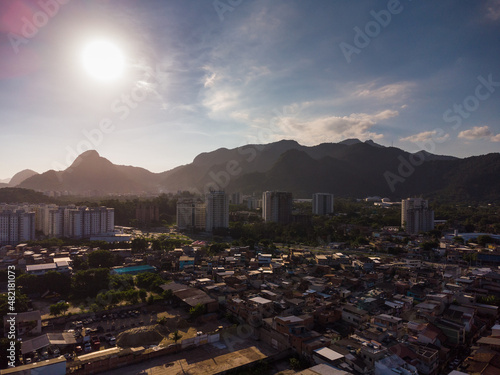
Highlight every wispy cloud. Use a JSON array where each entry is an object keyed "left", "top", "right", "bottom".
[
  {"left": 268, "top": 109, "right": 398, "bottom": 145},
  {"left": 353, "top": 81, "right": 415, "bottom": 101},
  {"left": 458, "top": 125, "right": 500, "bottom": 141},
  {"left": 400, "top": 130, "right": 449, "bottom": 143},
  {"left": 485, "top": 0, "right": 500, "bottom": 20}
]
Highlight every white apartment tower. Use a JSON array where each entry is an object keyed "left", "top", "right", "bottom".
[
  {"left": 0, "top": 209, "right": 35, "bottom": 245},
  {"left": 401, "top": 198, "right": 434, "bottom": 234},
  {"left": 62, "top": 206, "right": 114, "bottom": 239},
  {"left": 205, "top": 191, "right": 229, "bottom": 231},
  {"left": 312, "top": 193, "right": 334, "bottom": 215}
]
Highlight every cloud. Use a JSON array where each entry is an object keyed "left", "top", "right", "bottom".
[
  {"left": 485, "top": 0, "right": 500, "bottom": 20},
  {"left": 204, "top": 72, "right": 217, "bottom": 88},
  {"left": 353, "top": 81, "right": 415, "bottom": 100},
  {"left": 458, "top": 125, "right": 493, "bottom": 140},
  {"left": 490, "top": 134, "right": 500, "bottom": 142},
  {"left": 266, "top": 109, "right": 398, "bottom": 145},
  {"left": 400, "top": 130, "right": 449, "bottom": 143}
]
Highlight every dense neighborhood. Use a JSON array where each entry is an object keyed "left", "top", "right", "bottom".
[{"left": 1, "top": 194, "right": 500, "bottom": 375}]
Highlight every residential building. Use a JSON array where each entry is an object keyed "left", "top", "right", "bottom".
[
  {"left": 230, "top": 192, "right": 241, "bottom": 204},
  {"left": 63, "top": 206, "right": 114, "bottom": 239},
  {"left": 401, "top": 198, "right": 434, "bottom": 234},
  {"left": 312, "top": 193, "right": 334, "bottom": 215},
  {"left": 0, "top": 208, "right": 35, "bottom": 245},
  {"left": 205, "top": 191, "right": 229, "bottom": 231},
  {"left": 176, "top": 199, "right": 206, "bottom": 230},
  {"left": 262, "top": 191, "right": 293, "bottom": 224},
  {"left": 135, "top": 203, "right": 159, "bottom": 225}
]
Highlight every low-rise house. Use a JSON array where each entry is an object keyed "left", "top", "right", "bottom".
[
  {"left": 373, "top": 314, "right": 404, "bottom": 338},
  {"left": 3, "top": 310, "right": 42, "bottom": 338},
  {"left": 341, "top": 304, "right": 369, "bottom": 326}
]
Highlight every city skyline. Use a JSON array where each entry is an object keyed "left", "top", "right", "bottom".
[{"left": 1, "top": 0, "right": 500, "bottom": 180}]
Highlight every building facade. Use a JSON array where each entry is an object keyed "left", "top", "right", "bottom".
[
  {"left": 176, "top": 199, "right": 206, "bottom": 230},
  {"left": 401, "top": 198, "right": 434, "bottom": 234},
  {"left": 0, "top": 208, "right": 35, "bottom": 245},
  {"left": 312, "top": 193, "right": 334, "bottom": 215},
  {"left": 205, "top": 191, "right": 229, "bottom": 231},
  {"left": 262, "top": 191, "right": 293, "bottom": 224}
]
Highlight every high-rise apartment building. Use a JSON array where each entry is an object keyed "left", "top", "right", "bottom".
[
  {"left": 229, "top": 192, "right": 241, "bottom": 205},
  {"left": 176, "top": 199, "right": 206, "bottom": 230},
  {"left": 401, "top": 198, "right": 434, "bottom": 234},
  {"left": 262, "top": 191, "right": 293, "bottom": 224},
  {"left": 312, "top": 193, "right": 334, "bottom": 215},
  {"left": 0, "top": 208, "right": 35, "bottom": 245},
  {"left": 135, "top": 203, "right": 160, "bottom": 225},
  {"left": 205, "top": 191, "right": 229, "bottom": 231},
  {"left": 1, "top": 204, "right": 114, "bottom": 243}
]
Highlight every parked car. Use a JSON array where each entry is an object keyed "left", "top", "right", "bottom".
[
  {"left": 91, "top": 336, "right": 100, "bottom": 350},
  {"left": 84, "top": 342, "right": 92, "bottom": 352},
  {"left": 63, "top": 353, "right": 74, "bottom": 360}
]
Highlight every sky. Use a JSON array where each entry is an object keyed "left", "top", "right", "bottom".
[{"left": 1, "top": 0, "right": 500, "bottom": 180}]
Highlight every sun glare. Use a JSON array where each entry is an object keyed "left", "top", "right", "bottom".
[{"left": 82, "top": 40, "right": 125, "bottom": 81}]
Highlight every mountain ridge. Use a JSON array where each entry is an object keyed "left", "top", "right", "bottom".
[{"left": 14, "top": 139, "right": 500, "bottom": 201}]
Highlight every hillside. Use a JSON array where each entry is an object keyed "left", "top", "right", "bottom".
[
  {"left": 0, "top": 188, "right": 56, "bottom": 204},
  {"left": 13, "top": 140, "right": 500, "bottom": 202}
]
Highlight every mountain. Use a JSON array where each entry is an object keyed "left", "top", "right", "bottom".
[
  {"left": 16, "top": 141, "right": 500, "bottom": 202},
  {"left": 9, "top": 169, "right": 39, "bottom": 186},
  {"left": 19, "top": 150, "right": 162, "bottom": 194},
  {"left": 0, "top": 187, "right": 56, "bottom": 204}
]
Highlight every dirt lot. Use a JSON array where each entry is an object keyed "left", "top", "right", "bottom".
[{"left": 103, "top": 337, "right": 278, "bottom": 375}]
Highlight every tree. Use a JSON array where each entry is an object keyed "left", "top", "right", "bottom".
[
  {"left": 162, "top": 289, "right": 173, "bottom": 301},
  {"left": 16, "top": 273, "right": 43, "bottom": 295},
  {"left": 44, "top": 271, "right": 71, "bottom": 296},
  {"left": 109, "top": 274, "right": 134, "bottom": 291},
  {"left": 139, "top": 289, "right": 147, "bottom": 303},
  {"left": 0, "top": 292, "right": 29, "bottom": 318},
  {"left": 189, "top": 303, "right": 206, "bottom": 319},
  {"left": 49, "top": 301, "right": 69, "bottom": 316},
  {"left": 71, "top": 268, "right": 110, "bottom": 299},
  {"left": 289, "top": 357, "right": 301, "bottom": 371},
  {"left": 88, "top": 249, "right": 115, "bottom": 268},
  {"left": 135, "top": 272, "right": 164, "bottom": 292},
  {"left": 171, "top": 330, "right": 182, "bottom": 344},
  {"left": 131, "top": 237, "right": 148, "bottom": 253},
  {"left": 477, "top": 235, "right": 494, "bottom": 247}
]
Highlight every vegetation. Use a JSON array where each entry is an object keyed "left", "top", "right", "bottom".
[
  {"left": 189, "top": 303, "right": 206, "bottom": 319},
  {"left": 170, "top": 330, "right": 182, "bottom": 344},
  {"left": 135, "top": 272, "right": 164, "bottom": 292},
  {"left": 88, "top": 249, "right": 117, "bottom": 268},
  {"left": 0, "top": 187, "right": 55, "bottom": 204},
  {"left": 0, "top": 292, "right": 29, "bottom": 318},
  {"left": 17, "top": 271, "right": 71, "bottom": 297},
  {"left": 49, "top": 301, "right": 69, "bottom": 316},
  {"left": 71, "top": 268, "right": 110, "bottom": 299}
]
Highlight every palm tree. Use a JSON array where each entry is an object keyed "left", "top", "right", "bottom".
[{"left": 170, "top": 330, "right": 182, "bottom": 353}]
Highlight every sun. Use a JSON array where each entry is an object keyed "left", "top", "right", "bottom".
[{"left": 82, "top": 40, "right": 125, "bottom": 81}]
